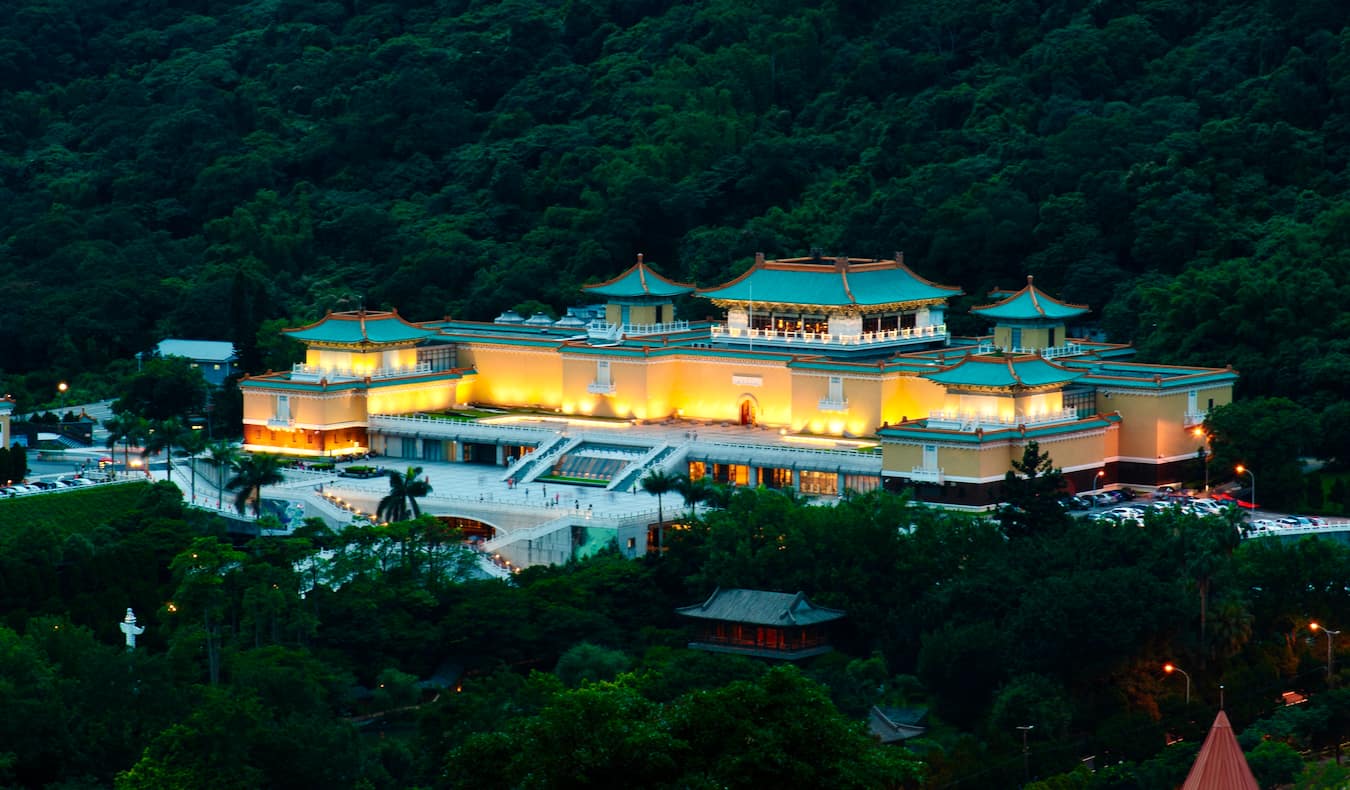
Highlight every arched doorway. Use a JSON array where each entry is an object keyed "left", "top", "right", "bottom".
[{"left": 737, "top": 395, "right": 759, "bottom": 426}]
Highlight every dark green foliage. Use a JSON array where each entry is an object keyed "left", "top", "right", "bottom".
[
  {"left": 0, "top": 0, "right": 1347, "bottom": 451},
  {"left": 999, "top": 441, "right": 1070, "bottom": 538}
]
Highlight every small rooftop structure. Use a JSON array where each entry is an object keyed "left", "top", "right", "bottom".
[
  {"left": 868, "top": 705, "right": 929, "bottom": 744},
  {"left": 582, "top": 254, "right": 695, "bottom": 300},
  {"left": 922, "top": 353, "right": 1083, "bottom": 390},
  {"left": 284, "top": 310, "right": 437, "bottom": 347},
  {"left": 1180, "top": 710, "right": 1259, "bottom": 790},
  {"left": 698, "top": 252, "right": 961, "bottom": 309},
  {"left": 156, "top": 339, "right": 238, "bottom": 385},
  {"left": 972, "top": 276, "right": 1090, "bottom": 322},
  {"left": 676, "top": 588, "right": 845, "bottom": 660}
]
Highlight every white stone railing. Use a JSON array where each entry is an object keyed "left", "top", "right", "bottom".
[
  {"left": 1184, "top": 412, "right": 1206, "bottom": 427},
  {"left": 291, "top": 361, "right": 432, "bottom": 381},
  {"left": 909, "top": 466, "right": 944, "bottom": 483},
  {"left": 588, "top": 381, "right": 617, "bottom": 395},
  {"left": 587, "top": 320, "right": 691, "bottom": 341},
  {"left": 818, "top": 397, "right": 849, "bottom": 412},
  {"left": 925, "top": 408, "right": 1079, "bottom": 431},
  {"left": 710, "top": 323, "right": 946, "bottom": 346},
  {"left": 975, "top": 343, "right": 1084, "bottom": 358},
  {"left": 267, "top": 417, "right": 295, "bottom": 429}
]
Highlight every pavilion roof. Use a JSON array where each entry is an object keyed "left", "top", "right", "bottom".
[
  {"left": 921, "top": 354, "right": 1083, "bottom": 389},
  {"left": 972, "top": 276, "right": 1090, "bottom": 321},
  {"left": 698, "top": 253, "right": 961, "bottom": 309},
  {"left": 676, "top": 588, "right": 845, "bottom": 627},
  {"left": 582, "top": 255, "right": 695, "bottom": 299},
  {"left": 1181, "top": 711, "right": 1259, "bottom": 790},
  {"left": 283, "top": 310, "right": 437, "bottom": 346}
]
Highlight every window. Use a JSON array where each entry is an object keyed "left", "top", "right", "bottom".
[
  {"left": 276, "top": 395, "right": 290, "bottom": 422},
  {"left": 828, "top": 376, "right": 843, "bottom": 401},
  {"left": 213, "top": 364, "right": 221, "bottom": 370},
  {"left": 923, "top": 445, "right": 938, "bottom": 469},
  {"left": 596, "top": 360, "right": 611, "bottom": 385}
]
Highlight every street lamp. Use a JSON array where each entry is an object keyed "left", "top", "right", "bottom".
[
  {"left": 1016, "top": 724, "right": 1034, "bottom": 785},
  {"left": 1310, "top": 622, "right": 1341, "bottom": 685},
  {"left": 1192, "top": 428, "right": 1209, "bottom": 492},
  {"left": 57, "top": 381, "right": 68, "bottom": 410},
  {"left": 1164, "top": 663, "right": 1191, "bottom": 704},
  {"left": 1094, "top": 469, "right": 1106, "bottom": 494},
  {"left": 1235, "top": 464, "right": 1255, "bottom": 528}
]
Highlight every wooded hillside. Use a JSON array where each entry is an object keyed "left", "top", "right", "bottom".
[{"left": 2, "top": 0, "right": 1347, "bottom": 429}]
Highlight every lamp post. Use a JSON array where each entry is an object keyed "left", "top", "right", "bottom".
[
  {"left": 57, "top": 381, "right": 68, "bottom": 411},
  {"left": 1192, "top": 428, "right": 1209, "bottom": 492},
  {"left": 1311, "top": 622, "right": 1341, "bottom": 686},
  {"left": 1164, "top": 663, "right": 1191, "bottom": 704},
  {"left": 1016, "top": 724, "right": 1034, "bottom": 785},
  {"left": 1094, "top": 469, "right": 1106, "bottom": 494},
  {"left": 1235, "top": 464, "right": 1255, "bottom": 528}
]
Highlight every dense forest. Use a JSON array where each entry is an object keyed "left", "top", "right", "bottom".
[
  {"left": 2, "top": 0, "right": 1349, "bottom": 449},
  {"left": 4, "top": 0, "right": 1350, "bottom": 786},
  {"left": 2, "top": 476, "right": 1348, "bottom": 788}
]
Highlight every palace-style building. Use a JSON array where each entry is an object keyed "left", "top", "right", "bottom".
[{"left": 239, "top": 252, "right": 1234, "bottom": 507}]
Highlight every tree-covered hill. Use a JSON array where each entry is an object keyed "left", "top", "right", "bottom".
[{"left": 2, "top": 0, "right": 1347, "bottom": 432}]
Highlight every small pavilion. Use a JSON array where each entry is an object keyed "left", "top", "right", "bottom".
[{"left": 676, "top": 588, "right": 845, "bottom": 660}]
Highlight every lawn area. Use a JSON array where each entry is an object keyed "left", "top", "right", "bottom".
[
  {"left": 0, "top": 481, "right": 153, "bottom": 536},
  {"left": 535, "top": 475, "right": 609, "bottom": 487}
]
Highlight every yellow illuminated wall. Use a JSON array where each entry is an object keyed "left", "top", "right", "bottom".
[
  {"left": 993, "top": 325, "right": 1065, "bottom": 350},
  {"left": 457, "top": 344, "right": 565, "bottom": 409},
  {"left": 366, "top": 380, "right": 457, "bottom": 415},
  {"left": 1099, "top": 383, "right": 1232, "bottom": 461},
  {"left": 881, "top": 375, "right": 947, "bottom": 426},
  {"left": 306, "top": 346, "right": 419, "bottom": 373}
]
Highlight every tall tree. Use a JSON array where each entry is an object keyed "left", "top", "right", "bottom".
[
  {"left": 376, "top": 465, "right": 432, "bottom": 524},
  {"left": 103, "top": 413, "right": 148, "bottom": 478},
  {"left": 205, "top": 441, "right": 241, "bottom": 509},
  {"left": 145, "top": 417, "right": 191, "bottom": 483},
  {"left": 641, "top": 469, "right": 679, "bottom": 552},
  {"left": 998, "top": 441, "right": 1069, "bottom": 538},
  {"left": 225, "top": 454, "right": 285, "bottom": 517}
]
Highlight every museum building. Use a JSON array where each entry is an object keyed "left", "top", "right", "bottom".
[{"left": 239, "top": 252, "right": 1235, "bottom": 506}]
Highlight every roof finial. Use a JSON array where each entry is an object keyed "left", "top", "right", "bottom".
[
  {"left": 1027, "top": 275, "right": 1034, "bottom": 285},
  {"left": 895, "top": 251, "right": 904, "bottom": 266},
  {"left": 755, "top": 252, "right": 765, "bottom": 266},
  {"left": 637, "top": 252, "right": 644, "bottom": 266}
]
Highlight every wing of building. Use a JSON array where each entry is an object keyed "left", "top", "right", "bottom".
[{"left": 239, "top": 254, "right": 1235, "bottom": 506}]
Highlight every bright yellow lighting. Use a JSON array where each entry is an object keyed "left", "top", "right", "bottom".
[
  {"left": 1235, "top": 464, "right": 1246, "bottom": 474},
  {"left": 1163, "top": 663, "right": 1176, "bottom": 674},
  {"left": 1311, "top": 622, "right": 1321, "bottom": 632}
]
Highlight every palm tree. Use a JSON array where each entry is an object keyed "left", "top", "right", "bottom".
[
  {"left": 205, "top": 441, "right": 241, "bottom": 509},
  {"left": 225, "top": 453, "right": 286, "bottom": 517},
  {"left": 641, "top": 469, "right": 679, "bottom": 552},
  {"left": 179, "top": 428, "right": 209, "bottom": 506},
  {"left": 377, "top": 466, "right": 432, "bottom": 524},
  {"left": 103, "top": 412, "right": 147, "bottom": 478},
  {"left": 674, "top": 474, "right": 713, "bottom": 519},
  {"left": 145, "top": 417, "right": 191, "bottom": 483}
]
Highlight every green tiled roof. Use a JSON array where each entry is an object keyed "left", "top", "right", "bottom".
[
  {"left": 582, "top": 256, "right": 694, "bottom": 299},
  {"left": 698, "top": 254, "right": 961, "bottom": 308},
  {"left": 878, "top": 412, "right": 1123, "bottom": 444},
  {"left": 285, "top": 310, "right": 437, "bottom": 345},
  {"left": 972, "top": 276, "right": 1089, "bottom": 321},
  {"left": 922, "top": 354, "right": 1083, "bottom": 389},
  {"left": 676, "top": 588, "right": 845, "bottom": 626}
]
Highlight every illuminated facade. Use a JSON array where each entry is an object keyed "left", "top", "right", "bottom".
[
  {"left": 240, "top": 257, "right": 1236, "bottom": 504},
  {"left": 1, "top": 396, "right": 12, "bottom": 449}
]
